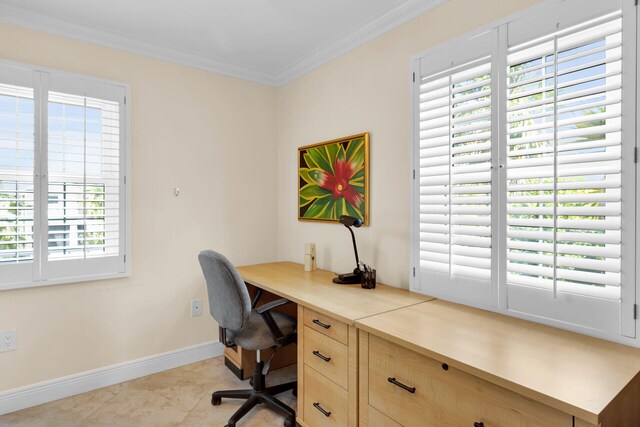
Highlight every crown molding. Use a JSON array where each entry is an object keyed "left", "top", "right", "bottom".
[
  {"left": 0, "top": 3, "right": 279, "bottom": 85},
  {"left": 276, "top": 0, "right": 448, "bottom": 86},
  {"left": 0, "top": 0, "right": 448, "bottom": 88},
  {"left": 274, "top": 0, "right": 448, "bottom": 86}
]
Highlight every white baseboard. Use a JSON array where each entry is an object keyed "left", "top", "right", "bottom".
[{"left": 0, "top": 341, "right": 224, "bottom": 416}]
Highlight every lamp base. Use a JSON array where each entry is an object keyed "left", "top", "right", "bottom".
[{"left": 332, "top": 269, "right": 362, "bottom": 285}]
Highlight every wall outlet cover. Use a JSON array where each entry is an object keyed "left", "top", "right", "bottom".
[
  {"left": 0, "top": 330, "right": 17, "bottom": 352},
  {"left": 191, "top": 299, "right": 203, "bottom": 317}
]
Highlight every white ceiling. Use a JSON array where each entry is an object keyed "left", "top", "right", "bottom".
[{"left": 0, "top": 0, "right": 446, "bottom": 86}]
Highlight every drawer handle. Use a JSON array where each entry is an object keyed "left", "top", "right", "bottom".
[
  {"left": 312, "top": 350, "right": 331, "bottom": 362},
  {"left": 474, "top": 423, "right": 485, "bottom": 427},
  {"left": 388, "top": 377, "right": 416, "bottom": 394},
  {"left": 312, "top": 319, "right": 331, "bottom": 329},
  {"left": 313, "top": 402, "right": 331, "bottom": 417}
]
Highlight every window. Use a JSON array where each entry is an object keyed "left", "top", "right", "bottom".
[
  {"left": 0, "top": 61, "right": 128, "bottom": 290},
  {"left": 412, "top": 0, "right": 636, "bottom": 341}
]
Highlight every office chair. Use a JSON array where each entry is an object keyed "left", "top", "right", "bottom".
[{"left": 198, "top": 250, "right": 297, "bottom": 427}]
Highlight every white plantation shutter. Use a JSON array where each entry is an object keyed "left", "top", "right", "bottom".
[
  {"left": 415, "top": 31, "right": 495, "bottom": 305},
  {"left": 47, "top": 92, "right": 121, "bottom": 259},
  {"left": 413, "top": 0, "right": 637, "bottom": 339},
  {"left": 506, "top": 14, "right": 623, "bottom": 299},
  {"left": 504, "top": 2, "right": 636, "bottom": 337},
  {"left": 0, "top": 83, "right": 34, "bottom": 263},
  {"left": 419, "top": 62, "right": 492, "bottom": 278},
  {"left": 0, "top": 70, "right": 36, "bottom": 285},
  {"left": 0, "top": 62, "right": 128, "bottom": 290},
  {"left": 43, "top": 75, "right": 126, "bottom": 282}
]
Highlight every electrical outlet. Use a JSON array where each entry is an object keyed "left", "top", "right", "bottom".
[
  {"left": 191, "top": 299, "right": 203, "bottom": 317},
  {"left": 0, "top": 330, "right": 16, "bottom": 352}
]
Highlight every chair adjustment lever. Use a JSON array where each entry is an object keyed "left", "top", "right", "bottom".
[{"left": 262, "top": 348, "right": 277, "bottom": 375}]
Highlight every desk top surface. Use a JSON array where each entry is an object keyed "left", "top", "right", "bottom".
[
  {"left": 356, "top": 299, "right": 640, "bottom": 424},
  {"left": 236, "top": 262, "right": 432, "bottom": 325}
]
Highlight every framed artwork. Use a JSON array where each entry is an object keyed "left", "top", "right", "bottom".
[{"left": 298, "top": 132, "right": 369, "bottom": 225}]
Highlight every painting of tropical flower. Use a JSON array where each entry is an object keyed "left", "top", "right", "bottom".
[{"left": 298, "top": 133, "right": 369, "bottom": 225}]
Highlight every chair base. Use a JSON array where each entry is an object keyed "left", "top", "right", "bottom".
[{"left": 212, "top": 360, "right": 296, "bottom": 427}]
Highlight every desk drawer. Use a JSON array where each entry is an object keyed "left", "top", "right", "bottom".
[
  {"left": 304, "top": 308, "right": 348, "bottom": 345},
  {"left": 304, "top": 364, "right": 348, "bottom": 427},
  {"left": 303, "top": 325, "right": 348, "bottom": 389},
  {"left": 368, "top": 406, "right": 401, "bottom": 427},
  {"left": 368, "top": 335, "right": 572, "bottom": 427}
]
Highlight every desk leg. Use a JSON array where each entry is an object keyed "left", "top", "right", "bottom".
[{"left": 296, "top": 305, "right": 305, "bottom": 424}]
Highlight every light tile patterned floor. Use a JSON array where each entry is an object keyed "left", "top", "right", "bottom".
[{"left": 0, "top": 357, "right": 297, "bottom": 427}]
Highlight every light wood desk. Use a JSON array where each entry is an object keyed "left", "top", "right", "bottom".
[
  {"left": 356, "top": 299, "right": 640, "bottom": 427},
  {"left": 237, "top": 262, "right": 431, "bottom": 325},
  {"left": 236, "top": 262, "right": 640, "bottom": 427},
  {"left": 236, "top": 262, "right": 432, "bottom": 427}
]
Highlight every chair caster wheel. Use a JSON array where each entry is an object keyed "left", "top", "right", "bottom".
[
  {"left": 284, "top": 416, "right": 295, "bottom": 427},
  {"left": 211, "top": 396, "right": 222, "bottom": 406}
]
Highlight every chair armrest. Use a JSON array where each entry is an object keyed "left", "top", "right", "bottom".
[
  {"left": 255, "top": 298, "right": 293, "bottom": 314},
  {"left": 256, "top": 298, "right": 295, "bottom": 346}
]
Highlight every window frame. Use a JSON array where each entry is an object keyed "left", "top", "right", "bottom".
[
  {"left": 0, "top": 59, "right": 131, "bottom": 291},
  {"left": 409, "top": 0, "right": 639, "bottom": 346}
]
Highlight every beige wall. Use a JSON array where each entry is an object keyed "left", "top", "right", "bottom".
[
  {"left": 276, "top": 0, "right": 542, "bottom": 288},
  {"left": 0, "top": 23, "right": 278, "bottom": 392},
  {"left": 0, "top": 0, "right": 546, "bottom": 394}
]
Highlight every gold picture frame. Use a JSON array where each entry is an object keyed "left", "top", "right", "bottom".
[{"left": 298, "top": 132, "right": 369, "bottom": 225}]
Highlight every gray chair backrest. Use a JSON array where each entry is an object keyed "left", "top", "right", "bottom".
[{"left": 198, "top": 250, "right": 252, "bottom": 331}]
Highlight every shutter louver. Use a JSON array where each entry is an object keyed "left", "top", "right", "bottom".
[
  {"left": 506, "top": 14, "right": 623, "bottom": 300},
  {"left": 419, "top": 61, "right": 492, "bottom": 281},
  {"left": 0, "top": 83, "right": 34, "bottom": 265},
  {"left": 47, "top": 92, "right": 120, "bottom": 261}
]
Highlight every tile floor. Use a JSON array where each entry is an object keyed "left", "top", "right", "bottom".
[{"left": 0, "top": 357, "right": 297, "bottom": 427}]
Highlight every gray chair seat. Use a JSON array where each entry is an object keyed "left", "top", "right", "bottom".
[{"left": 228, "top": 310, "right": 296, "bottom": 351}]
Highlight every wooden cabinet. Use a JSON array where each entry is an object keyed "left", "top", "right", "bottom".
[
  {"left": 232, "top": 263, "right": 640, "bottom": 427},
  {"left": 233, "top": 263, "right": 640, "bottom": 427},
  {"left": 236, "top": 262, "right": 432, "bottom": 427},
  {"left": 357, "top": 300, "right": 640, "bottom": 427},
  {"left": 362, "top": 333, "right": 571, "bottom": 427},
  {"left": 298, "top": 306, "right": 358, "bottom": 427}
]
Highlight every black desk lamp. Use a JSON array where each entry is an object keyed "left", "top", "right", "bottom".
[{"left": 333, "top": 215, "right": 363, "bottom": 284}]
